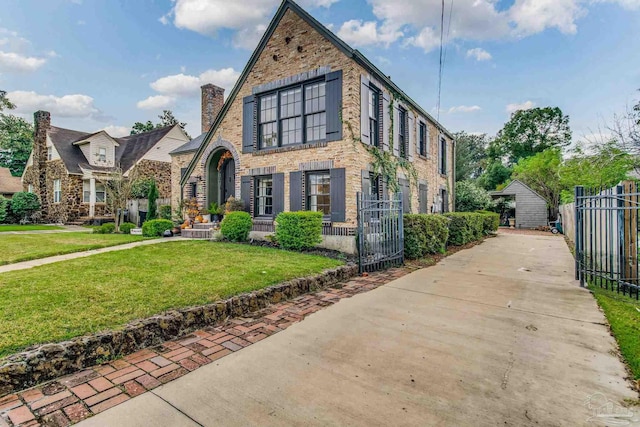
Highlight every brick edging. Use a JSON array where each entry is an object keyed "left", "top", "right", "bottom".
[{"left": 0, "top": 264, "right": 358, "bottom": 398}]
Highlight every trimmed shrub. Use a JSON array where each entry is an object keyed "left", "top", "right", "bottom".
[
  {"left": 403, "top": 214, "right": 450, "bottom": 259},
  {"left": 220, "top": 211, "right": 252, "bottom": 242},
  {"left": 0, "top": 196, "right": 9, "bottom": 223},
  {"left": 477, "top": 210, "right": 500, "bottom": 235},
  {"left": 443, "top": 212, "right": 486, "bottom": 246},
  {"left": 93, "top": 222, "right": 116, "bottom": 234},
  {"left": 10, "top": 192, "right": 40, "bottom": 222},
  {"left": 142, "top": 219, "right": 173, "bottom": 237},
  {"left": 159, "top": 205, "right": 172, "bottom": 220},
  {"left": 275, "top": 211, "right": 323, "bottom": 250},
  {"left": 119, "top": 222, "right": 136, "bottom": 234}
]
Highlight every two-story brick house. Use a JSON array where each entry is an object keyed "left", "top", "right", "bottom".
[{"left": 178, "top": 0, "right": 455, "bottom": 252}]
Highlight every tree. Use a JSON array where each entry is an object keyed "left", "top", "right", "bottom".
[
  {"left": 608, "top": 90, "right": 640, "bottom": 161},
  {"left": 512, "top": 148, "right": 562, "bottom": 216},
  {"left": 0, "top": 90, "right": 15, "bottom": 112},
  {"left": 130, "top": 110, "right": 190, "bottom": 137},
  {"left": 147, "top": 179, "right": 158, "bottom": 221},
  {"left": 454, "top": 131, "right": 488, "bottom": 182},
  {"left": 0, "top": 114, "right": 33, "bottom": 176},
  {"left": 97, "top": 167, "right": 138, "bottom": 232},
  {"left": 455, "top": 180, "right": 494, "bottom": 212},
  {"left": 490, "top": 107, "right": 571, "bottom": 165},
  {"left": 477, "top": 161, "right": 512, "bottom": 191}
]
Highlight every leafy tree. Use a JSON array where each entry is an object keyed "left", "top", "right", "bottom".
[
  {"left": 609, "top": 90, "right": 640, "bottom": 160},
  {"left": 512, "top": 148, "right": 562, "bottom": 216},
  {"left": 454, "top": 131, "right": 488, "bottom": 182},
  {"left": 490, "top": 107, "right": 571, "bottom": 165},
  {"left": 455, "top": 180, "right": 494, "bottom": 212},
  {"left": 477, "top": 161, "right": 512, "bottom": 191},
  {"left": 10, "top": 192, "right": 41, "bottom": 222},
  {"left": 147, "top": 179, "right": 158, "bottom": 221},
  {"left": 0, "top": 114, "right": 33, "bottom": 176},
  {"left": 130, "top": 110, "right": 189, "bottom": 137},
  {"left": 0, "top": 90, "right": 15, "bottom": 112}
]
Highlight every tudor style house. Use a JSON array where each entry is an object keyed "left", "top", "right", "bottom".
[
  {"left": 177, "top": 0, "right": 455, "bottom": 251},
  {"left": 22, "top": 111, "right": 190, "bottom": 223}
]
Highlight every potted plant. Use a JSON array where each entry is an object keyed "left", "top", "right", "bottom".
[
  {"left": 201, "top": 208, "right": 211, "bottom": 223},
  {"left": 210, "top": 202, "right": 225, "bottom": 222},
  {"left": 184, "top": 197, "right": 199, "bottom": 223}
]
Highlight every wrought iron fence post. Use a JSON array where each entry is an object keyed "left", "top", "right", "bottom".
[
  {"left": 617, "top": 184, "right": 625, "bottom": 292},
  {"left": 575, "top": 186, "right": 584, "bottom": 286}
]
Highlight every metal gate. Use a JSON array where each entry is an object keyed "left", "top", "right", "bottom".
[
  {"left": 357, "top": 192, "right": 404, "bottom": 273},
  {"left": 575, "top": 182, "right": 640, "bottom": 299}
]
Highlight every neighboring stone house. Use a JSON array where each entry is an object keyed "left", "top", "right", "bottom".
[
  {"left": 490, "top": 179, "right": 548, "bottom": 229},
  {"left": 22, "top": 111, "right": 190, "bottom": 223},
  {"left": 0, "top": 167, "right": 22, "bottom": 199},
  {"left": 176, "top": 0, "right": 456, "bottom": 252}
]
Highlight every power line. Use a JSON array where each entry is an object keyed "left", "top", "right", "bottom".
[{"left": 437, "top": 0, "right": 445, "bottom": 123}]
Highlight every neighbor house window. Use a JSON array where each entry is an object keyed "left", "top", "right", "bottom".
[
  {"left": 306, "top": 171, "right": 330, "bottom": 216},
  {"left": 83, "top": 180, "right": 90, "bottom": 203},
  {"left": 96, "top": 183, "right": 106, "bottom": 203},
  {"left": 258, "top": 80, "right": 326, "bottom": 149},
  {"left": 254, "top": 176, "right": 273, "bottom": 217},
  {"left": 28, "top": 184, "right": 33, "bottom": 193},
  {"left": 419, "top": 122, "right": 427, "bottom": 156},
  {"left": 398, "top": 107, "right": 407, "bottom": 159},
  {"left": 47, "top": 146, "right": 53, "bottom": 161},
  {"left": 439, "top": 136, "right": 447, "bottom": 175},
  {"left": 98, "top": 147, "right": 107, "bottom": 163},
  {"left": 369, "top": 85, "right": 380, "bottom": 147},
  {"left": 53, "top": 179, "right": 61, "bottom": 203}
]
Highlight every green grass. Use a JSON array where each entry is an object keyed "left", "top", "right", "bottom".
[
  {"left": 0, "top": 225, "right": 64, "bottom": 232},
  {"left": 590, "top": 284, "right": 640, "bottom": 379},
  {"left": 0, "top": 241, "right": 343, "bottom": 357},
  {"left": 0, "top": 232, "right": 149, "bottom": 265}
]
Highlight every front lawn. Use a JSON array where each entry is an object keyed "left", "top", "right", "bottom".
[
  {"left": 590, "top": 285, "right": 640, "bottom": 380},
  {"left": 0, "top": 225, "right": 64, "bottom": 232},
  {"left": 0, "top": 232, "right": 149, "bottom": 265},
  {"left": 0, "top": 241, "right": 344, "bottom": 357}
]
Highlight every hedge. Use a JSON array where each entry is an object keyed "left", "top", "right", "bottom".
[
  {"left": 220, "top": 211, "right": 252, "bottom": 242},
  {"left": 443, "top": 212, "right": 485, "bottom": 246},
  {"left": 93, "top": 223, "right": 116, "bottom": 234},
  {"left": 119, "top": 222, "right": 136, "bottom": 234},
  {"left": 275, "top": 211, "right": 323, "bottom": 250},
  {"left": 0, "top": 196, "right": 8, "bottom": 223},
  {"left": 403, "top": 214, "right": 449, "bottom": 260},
  {"left": 476, "top": 211, "right": 500, "bottom": 235},
  {"left": 142, "top": 219, "right": 173, "bottom": 237}
]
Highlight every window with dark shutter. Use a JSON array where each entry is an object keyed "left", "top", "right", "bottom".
[
  {"left": 306, "top": 171, "right": 331, "bottom": 216},
  {"left": 289, "top": 171, "right": 303, "bottom": 211},
  {"left": 419, "top": 122, "right": 427, "bottom": 156},
  {"left": 439, "top": 136, "right": 447, "bottom": 174},
  {"left": 398, "top": 107, "right": 408, "bottom": 159},
  {"left": 368, "top": 85, "right": 381, "bottom": 147},
  {"left": 242, "top": 95, "right": 255, "bottom": 153},
  {"left": 419, "top": 183, "right": 428, "bottom": 214},
  {"left": 254, "top": 176, "right": 273, "bottom": 217}
]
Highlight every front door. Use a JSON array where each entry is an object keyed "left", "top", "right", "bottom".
[{"left": 222, "top": 158, "right": 235, "bottom": 203}]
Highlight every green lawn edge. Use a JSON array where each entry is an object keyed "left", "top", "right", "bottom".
[{"left": 0, "top": 225, "right": 65, "bottom": 232}]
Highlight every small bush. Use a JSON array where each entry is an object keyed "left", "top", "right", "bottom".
[
  {"left": 220, "top": 211, "right": 252, "bottom": 242},
  {"left": 10, "top": 192, "right": 41, "bottom": 222},
  {"left": 0, "top": 196, "right": 9, "bottom": 223},
  {"left": 476, "top": 210, "right": 500, "bottom": 235},
  {"left": 142, "top": 219, "right": 173, "bottom": 237},
  {"left": 403, "top": 214, "right": 450, "bottom": 259},
  {"left": 224, "top": 196, "right": 246, "bottom": 213},
  {"left": 119, "top": 222, "right": 136, "bottom": 234},
  {"left": 443, "top": 212, "right": 486, "bottom": 246},
  {"left": 159, "top": 205, "right": 172, "bottom": 220},
  {"left": 93, "top": 222, "right": 116, "bottom": 234},
  {"left": 275, "top": 211, "right": 322, "bottom": 250},
  {"left": 147, "top": 180, "right": 159, "bottom": 220}
]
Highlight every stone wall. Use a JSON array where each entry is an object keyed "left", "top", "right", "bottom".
[
  {"left": 0, "top": 264, "right": 357, "bottom": 397},
  {"left": 182, "top": 8, "right": 455, "bottom": 227},
  {"left": 133, "top": 160, "right": 172, "bottom": 198}
]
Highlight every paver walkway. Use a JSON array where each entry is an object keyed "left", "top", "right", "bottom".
[{"left": 0, "top": 237, "right": 183, "bottom": 274}]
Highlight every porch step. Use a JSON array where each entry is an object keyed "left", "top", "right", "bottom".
[
  {"left": 193, "top": 223, "right": 217, "bottom": 230},
  {"left": 181, "top": 228, "right": 212, "bottom": 239}
]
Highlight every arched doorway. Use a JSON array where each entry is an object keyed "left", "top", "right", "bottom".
[{"left": 206, "top": 149, "right": 236, "bottom": 208}]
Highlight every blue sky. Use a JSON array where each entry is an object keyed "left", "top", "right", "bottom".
[{"left": 1, "top": 0, "right": 638, "bottom": 143}]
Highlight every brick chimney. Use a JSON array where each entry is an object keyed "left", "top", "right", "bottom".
[{"left": 201, "top": 84, "right": 224, "bottom": 134}]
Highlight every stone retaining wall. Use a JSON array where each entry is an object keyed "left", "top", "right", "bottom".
[{"left": 0, "top": 264, "right": 358, "bottom": 397}]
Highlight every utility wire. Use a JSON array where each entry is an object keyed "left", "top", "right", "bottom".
[{"left": 437, "top": 0, "right": 445, "bottom": 123}]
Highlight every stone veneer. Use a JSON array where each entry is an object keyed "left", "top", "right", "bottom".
[
  {"left": 181, "top": 8, "right": 455, "bottom": 228},
  {"left": 132, "top": 160, "right": 172, "bottom": 199},
  {"left": 0, "top": 264, "right": 357, "bottom": 397}
]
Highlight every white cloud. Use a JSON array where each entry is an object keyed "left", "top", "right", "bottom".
[
  {"left": 149, "top": 68, "right": 240, "bottom": 97},
  {"left": 506, "top": 100, "right": 536, "bottom": 113},
  {"left": 337, "top": 20, "right": 402, "bottom": 47},
  {"left": 405, "top": 26, "right": 439, "bottom": 52},
  {"left": 448, "top": 105, "right": 481, "bottom": 113},
  {"left": 8, "top": 90, "right": 104, "bottom": 119},
  {"left": 100, "top": 125, "right": 130, "bottom": 137},
  {"left": 509, "top": 0, "right": 583, "bottom": 36},
  {"left": 0, "top": 51, "right": 46, "bottom": 72},
  {"left": 466, "top": 47, "right": 492, "bottom": 61},
  {"left": 46, "top": 50, "right": 59, "bottom": 58},
  {"left": 136, "top": 95, "right": 174, "bottom": 110}
]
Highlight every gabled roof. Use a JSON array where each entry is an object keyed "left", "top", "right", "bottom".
[
  {"left": 181, "top": 0, "right": 454, "bottom": 186},
  {"left": 48, "top": 125, "right": 176, "bottom": 175},
  {"left": 170, "top": 132, "right": 206, "bottom": 156},
  {"left": 0, "top": 167, "right": 22, "bottom": 194},
  {"left": 72, "top": 130, "right": 120, "bottom": 146},
  {"left": 490, "top": 179, "right": 546, "bottom": 202}
]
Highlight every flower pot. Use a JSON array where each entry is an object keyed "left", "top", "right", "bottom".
[
  {"left": 203, "top": 214, "right": 211, "bottom": 222},
  {"left": 508, "top": 218, "right": 515, "bottom": 229}
]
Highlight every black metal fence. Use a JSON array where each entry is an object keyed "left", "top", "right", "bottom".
[
  {"left": 575, "top": 182, "right": 640, "bottom": 299},
  {"left": 357, "top": 193, "right": 404, "bottom": 273}
]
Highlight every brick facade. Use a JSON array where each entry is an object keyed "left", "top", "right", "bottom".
[{"left": 177, "top": 7, "right": 455, "bottom": 229}]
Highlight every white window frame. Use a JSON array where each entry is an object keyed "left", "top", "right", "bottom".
[
  {"left": 28, "top": 184, "right": 33, "bottom": 193},
  {"left": 53, "top": 179, "right": 61, "bottom": 203},
  {"left": 47, "top": 146, "right": 53, "bottom": 161},
  {"left": 83, "top": 180, "right": 90, "bottom": 203},
  {"left": 96, "top": 182, "right": 106, "bottom": 203},
  {"left": 98, "top": 147, "right": 107, "bottom": 163}
]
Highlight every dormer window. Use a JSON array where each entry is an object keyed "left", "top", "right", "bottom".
[{"left": 98, "top": 147, "right": 107, "bottom": 163}]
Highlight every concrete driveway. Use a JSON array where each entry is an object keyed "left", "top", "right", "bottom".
[{"left": 80, "top": 233, "right": 636, "bottom": 427}]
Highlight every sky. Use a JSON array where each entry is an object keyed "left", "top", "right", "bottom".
[{"left": 0, "top": 0, "right": 639, "bottom": 143}]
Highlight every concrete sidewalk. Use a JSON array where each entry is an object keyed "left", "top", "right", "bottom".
[
  {"left": 0, "top": 237, "right": 185, "bottom": 273},
  {"left": 80, "top": 233, "right": 637, "bottom": 427}
]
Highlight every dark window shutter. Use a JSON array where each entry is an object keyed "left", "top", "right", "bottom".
[
  {"left": 180, "top": 167, "right": 188, "bottom": 179},
  {"left": 399, "top": 179, "right": 410, "bottom": 213},
  {"left": 240, "top": 176, "right": 252, "bottom": 212},
  {"left": 419, "top": 183, "right": 428, "bottom": 214},
  {"left": 361, "top": 170, "right": 371, "bottom": 197},
  {"left": 330, "top": 168, "right": 346, "bottom": 222},
  {"left": 360, "top": 75, "right": 370, "bottom": 145},
  {"left": 242, "top": 95, "right": 255, "bottom": 153},
  {"left": 325, "top": 70, "right": 343, "bottom": 142},
  {"left": 273, "top": 173, "right": 284, "bottom": 217},
  {"left": 290, "top": 171, "right": 303, "bottom": 212}
]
